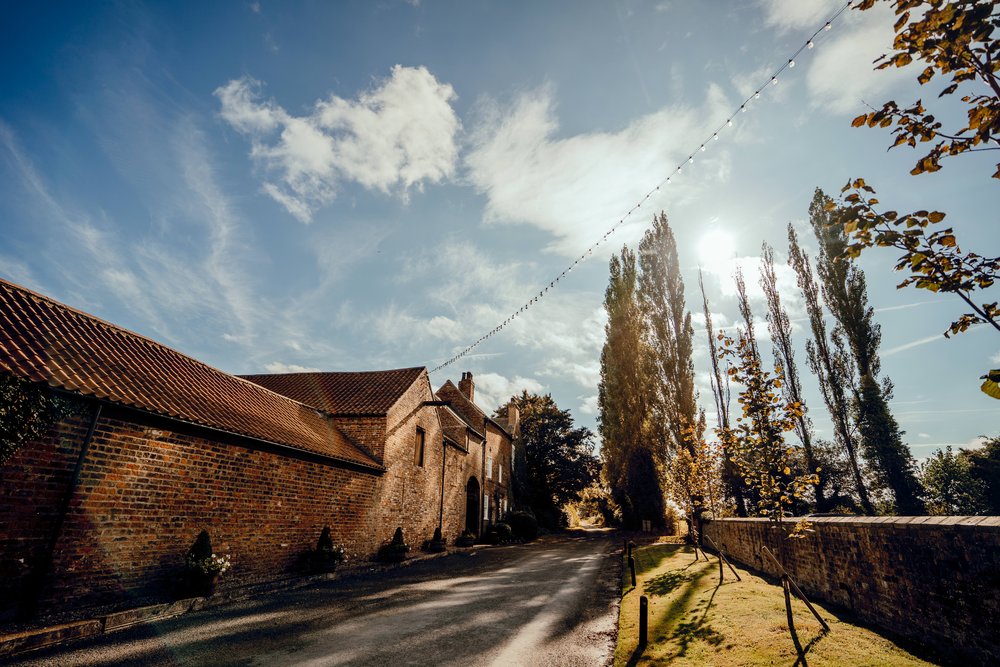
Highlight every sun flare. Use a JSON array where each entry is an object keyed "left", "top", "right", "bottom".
[{"left": 697, "top": 229, "right": 736, "bottom": 270}]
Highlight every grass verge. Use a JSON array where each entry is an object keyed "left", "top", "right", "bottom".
[{"left": 615, "top": 543, "right": 938, "bottom": 666}]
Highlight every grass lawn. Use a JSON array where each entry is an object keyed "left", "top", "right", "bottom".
[{"left": 615, "top": 542, "right": 939, "bottom": 666}]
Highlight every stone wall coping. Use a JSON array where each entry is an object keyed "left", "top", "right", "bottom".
[{"left": 709, "top": 516, "right": 1000, "bottom": 528}]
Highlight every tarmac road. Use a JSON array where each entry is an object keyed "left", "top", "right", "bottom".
[{"left": 11, "top": 530, "right": 620, "bottom": 667}]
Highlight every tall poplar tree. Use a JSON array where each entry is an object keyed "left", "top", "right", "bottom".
[
  {"left": 598, "top": 246, "right": 665, "bottom": 528},
  {"left": 760, "top": 242, "right": 829, "bottom": 511},
  {"left": 637, "top": 213, "right": 697, "bottom": 464},
  {"left": 809, "top": 190, "right": 925, "bottom": 514},
  {"left": 699, "top": 269, "right": 747, "bottom": 516},
  {"left": 788, "top": 223, "right": 874, "bottom": 514}
]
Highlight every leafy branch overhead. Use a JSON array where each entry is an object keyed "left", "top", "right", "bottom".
[
  {"left": 833, "top": 180, "right": 1000, "bottom": 338},
  {"left": 851, "top": 0, "right": 1000, "bottom": 179}
]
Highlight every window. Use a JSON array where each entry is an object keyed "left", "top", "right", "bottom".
[
  {"left": 414, "top": 427, "right": 425, "bottom": 467},
  {"left": 498, "top": 459, "right": 503, "bottom": 484},
  {"left": 486, "top": 455, "right": 493, "bottom": 480},
  {"left": 483, "top": 494, "right": 490, "bottom": 521}
]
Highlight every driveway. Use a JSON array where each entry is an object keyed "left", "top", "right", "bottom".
[{"left": 11, "top": 530, "right": 620, "bottom": 667}]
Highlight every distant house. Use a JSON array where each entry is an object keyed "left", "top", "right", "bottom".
[
  {"left": 436, "top": 373, "right": 518, "bottom": 532},
  {"left": 0, "top": 277, "right": 517, "bottom": 620}
]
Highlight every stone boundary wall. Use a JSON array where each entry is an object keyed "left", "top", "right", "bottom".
[{"left": 703, "top": 516, "right": 1000, "bottom": 665}]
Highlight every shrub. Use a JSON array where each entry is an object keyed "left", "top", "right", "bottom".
[
  {"left": 455, "top": 530, "right": 475, "bottom": 547},
  {"left": 312, "top": 526, "right": 345, "bottom": 572},
  {"left": 378, "top": 527, "right": 409, "bottom": 562},
  {"left": 425, "top": 526, "right": 447, "bottom": 553},
  {"left": 185, "top": 530, "right": 231, "bottom": 577},
  {"left": 504, "top": 511, "right": 539, "bottom": 541}
]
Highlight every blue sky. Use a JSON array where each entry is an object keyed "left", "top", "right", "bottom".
[{"left": 1, "top": 0, "right": 997, "bottom": 459}]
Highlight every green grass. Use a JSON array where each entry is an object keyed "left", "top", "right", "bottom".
[{"left": 616, "top": 543, "right": 938, "bottom": 666}]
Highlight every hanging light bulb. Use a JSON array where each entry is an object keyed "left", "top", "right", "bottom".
[
  {"left": 688, "top": 156, "right": 694, "bottom": 164},
  {"left": 754, "top": 91, "right": 760, "bottom": 99},
  {"left": 677, "top": 166, "right": 682, "bottom": 173},
  {"left": 789, "top": 59, "right": 795, "bottom": 68},
  {"left": 700, "top": 144, "right": 706, "bottom": 152},
  {"left": 771, "top": 77, "right": 778, "bottom": 86},
  {"left": 740, "top": 105, "right": 746, "bottom": 113},
  {"left": 713, "top": 133, "right": 719, "bottom": 140},
  {"left": 807, "top": 40, "right": 814, "bottom": 49},
  {"left": 824, "top": 22, "right": 831, "bottom": 30},
  {"left": 727, "top": 119, "right": 733, "bottom": 126}
]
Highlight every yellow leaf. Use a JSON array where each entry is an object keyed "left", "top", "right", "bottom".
[
  {"left": 783, "top": 467, "right": 791, "bottom": 475},
  {"left": 928, "top": 211, "right": 946, "bottom": 223},
  {"left": 851, "top": 114, "right": 868, "bottom": 128}
]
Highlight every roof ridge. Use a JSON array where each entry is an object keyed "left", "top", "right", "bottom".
[{"left": 241, "top": 366, "right": 425, "bottom": 378}]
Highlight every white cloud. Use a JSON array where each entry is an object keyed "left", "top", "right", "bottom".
[
  {"left": 579, "top": 394, "right": 599, "bottom": 416},
  {"left": 216, "top": 66, "right": 460, "bottom": 222},
  {"left": 804, "top": 4, "right": 913, "bottom": 114},
  {"left": 991, "top": 350, "right": 1000, "bottom": 364},
  {"left": 472, "top": 372, "right": 546, "bottom": 413},
  {"left": 262, "top": 361, "right": 321, "bottom": 374},
  {"left": 760, "top": 0, "right": 841, "bottom": 33},
  {"left": 465, "top": 83, "right": 733, "bottom": 256}
]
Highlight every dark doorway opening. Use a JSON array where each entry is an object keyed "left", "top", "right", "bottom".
[{"left": 465, "top": 477, "right": 480, "bottom": 536}]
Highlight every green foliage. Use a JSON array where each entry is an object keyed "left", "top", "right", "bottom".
[
  {"left": 717, "top": 326, "right": 818, "bottom": 536},
  {"left": 638, "top": 213, "right": 698, "bottom": 465},
  {"left": 314, "top": 526, "right": 345, "bottom": 565},
  {"left": 761, "top": 242, "right": 828, "bottom": 511},
  {"left": 856, "top": 375, "right": 926, "bottom": 514},
  {"left": 851, "top": 0, "right": 1000, "bottom": 179},
  {"left": 965, "top": 435, "right": 1000, "bottom": 513},
  {"left": 835, "top": 180, "right": 1000, "bottom": 348},
  {"left": 920, "top": 446, "right": 986, "bottom": 514},
  {"left": 500, "top": 391, "right": 599, "bottom": 529},
  {"left": 185, "top": 530, "right": 231, "bottom": 577},
  {"left": 808, "top": 192, "right": 925, "bottom": 514},
  {"left": 843, "top": 1, "right": 1000, "bottom": 396},
  {"left": 503, "top": 510, "right": 539, "bottom": 540},
  {"left": 599, "top": 245, "right": 662, "bottom": 529},
  {"left": 0, "top": 373, "right": 81, "bottom": 466}
]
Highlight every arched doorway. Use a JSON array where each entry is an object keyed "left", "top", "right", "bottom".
[{"left": 465, "top": 477, "right": 480, "bottom": 536}]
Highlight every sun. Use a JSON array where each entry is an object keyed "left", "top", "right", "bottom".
[{"left": 697, "top": 228, "right": 736, "bottom": 270}]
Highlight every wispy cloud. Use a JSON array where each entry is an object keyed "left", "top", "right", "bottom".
[
  {"left": 465, "top": 83, "right": 734, "bottom": 256},
  {"left": 216, "top": 66, "right": 461, "bottom": 222},
  {"left": 262, "top": 361, "right": 320, "bottom": 373},
  {"left": 884, "top": 333, "right": 943, "bottom": 356}
]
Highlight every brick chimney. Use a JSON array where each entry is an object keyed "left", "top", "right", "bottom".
[
  {"left": 506, "top": 402, "right": 520, "bottom": 437},
  {"left": 459, "top": 371, "right": 475, "bottom": 401}
]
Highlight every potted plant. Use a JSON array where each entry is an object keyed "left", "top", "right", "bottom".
[
  {"left": 378, "top": 527, "right": 409, "bottom": 563},
  {"left": 311, "top": 526, "right": 346, "bottom": 573},
  {"left": 184, "top": 530, "right": 231, "bottom": 597},
  {"left": 425, "top": 527, "right": 447, "bottom": 553},
  {"left": 455, "top": 529, "right": 475, "bottom": 548}
]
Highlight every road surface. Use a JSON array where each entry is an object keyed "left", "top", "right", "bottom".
[{"left": 11, "top": 530, "right": 620, "bottom": 667}]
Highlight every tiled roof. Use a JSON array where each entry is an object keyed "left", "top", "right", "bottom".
[
  {"left": 436, "top": 380, "right": 486, "bottom": 431},
  {"left": 0, "top": 278, "right": 381, "bottom": 471},
  {"left": 436, "top": 380, "right": 513, "bottom": 439},
  {"left": 241, "top": 367, "right": 425, "bottom": 415}
]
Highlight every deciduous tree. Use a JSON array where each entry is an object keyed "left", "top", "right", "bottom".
[
  {"left": 499, "top": 391, "right": 599, "bottom": 528},
  {"left": 760, "top": 242, "right": 829, "bottom": 511}
]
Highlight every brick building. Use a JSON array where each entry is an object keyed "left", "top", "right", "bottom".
[{"left": 0, "top": 278, "right": 516, "bottom": 620}]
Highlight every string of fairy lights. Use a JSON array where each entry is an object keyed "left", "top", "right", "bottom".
[{"left": 429, "top": 0, "right": 855, "bottom": 375}]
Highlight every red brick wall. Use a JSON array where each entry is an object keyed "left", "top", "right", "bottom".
[
  {"left": 377, "top": 373, "right": 450, "bottom": 548},
  {"left": 0, "top": 406, "right": 381, "bottom": 619},
  {"left": 703, "top": 517, "right": 1000, "bottom": 664}
]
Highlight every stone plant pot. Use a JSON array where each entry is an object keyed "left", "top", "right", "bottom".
[{"left": 189, "top": 572, "right": 220, "bottom": 598}]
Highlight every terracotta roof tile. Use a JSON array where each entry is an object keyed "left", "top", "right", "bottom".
[
  {"left": 435, "top": 380, "right": 486, "bottom": 432},
  {"left": 241, "top": 367, "right": 425, "bottom": 415},
  {"left": 0, "top": 278, "right": 381, "bottom": 471}
]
